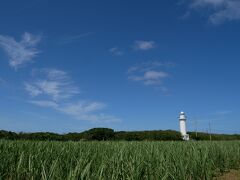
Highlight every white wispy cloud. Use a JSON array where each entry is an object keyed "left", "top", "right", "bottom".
[
  {"left": 133, "top": 40, "right": 156, "bottom": 50},
  {"left": 128, "top": 61, "right": 173, "bottom": 88},
  {"left": 109, "top": 47, "right": 123, "bottom": 56},
  {"left": 0, "top": 32, "right": 41, "bottom": 69},
  {"left": 57, "top": 101, "right": 119, "bottom": 122},
  {"left": 129, "top": 70, "right": 168, "bottom": 85},
  {"left": 186, "top": 0, "right": 240, "bottom": 24},
  {"left": 29, "top": 100, "right": 58, "bottom": 108},
  {"left": 25, "top": 68, "right": 120, "bottom": 123},
  {"left": 29, "top": 100, "right": 120, "bottom": 123},
  {"left": 127, "top": 61, "right": 175, "bottom": 73},
  {"left": 25, "top": 69, "right": 79, "bottom": 101},
  {"left": 60, "top": 101, "right": 106, "bottom": 114},
  {"left": 24, "top": 83, "right": 42, "bottom": 96},
  {"left": 190, "top": 0, "right": 226, "bottom": 8},
  {"left": 212, "top": 110, "right": 232, "bottom": 115}
]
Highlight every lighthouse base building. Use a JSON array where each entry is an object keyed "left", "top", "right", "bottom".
[
  {"left": 182, "top": 134, "right": 189, "bottom": 141},
  {"left": 179, "top": 112, "right": 190, "bottom": 141}
]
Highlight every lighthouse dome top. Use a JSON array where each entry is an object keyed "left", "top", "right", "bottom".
[{"left": 179, "top": 111, "right": 186, "bottom": 120}]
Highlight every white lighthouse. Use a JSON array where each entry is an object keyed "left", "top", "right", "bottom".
[{"left": 179, "top": 111, "right": 189, "bottom": 141}]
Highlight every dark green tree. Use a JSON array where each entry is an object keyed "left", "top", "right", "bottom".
[{"left": 83, "top": 128, "right": 115, "bottom": 141}]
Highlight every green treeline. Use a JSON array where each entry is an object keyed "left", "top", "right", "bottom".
[
  {"left": 1, "top": 128, "right": 240, "bottom": 141},
  {"left": 189, "top": 132, "right": 240, "bottom": 141}
]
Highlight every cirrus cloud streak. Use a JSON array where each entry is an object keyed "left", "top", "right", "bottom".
[
  {"left": 0, "top": 32, "right": 41, "bottom": 69},
  {"left": 25, "top": 68, "right": 120, "bottom": 123},
  {"left": 128, "top": 61, "right": 174, "bottom": 91},
  {"left": 185, "top": 0, "right": 240, "bottom": 24}
]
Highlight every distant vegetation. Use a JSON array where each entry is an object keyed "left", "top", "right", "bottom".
[
  {"left": 189, "top": 132, "right": 240, "bottom": 141},
  {"left": 1, "top": 128, "right": 240, "bottom": 141},
  {"left": 0, "top": 140, "right": 240, "bottom": 179}
]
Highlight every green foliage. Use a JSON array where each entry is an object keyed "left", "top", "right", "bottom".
[
  {"left": 0, "top": 130, "right": 17, "bottom": 140},
  {"left": 189, "top": 132, "right": 240, "bottom": 141},
  {"left": 0, "top": 128, "right": 182, "bottom": 141},
  {"left": 82, "top": 128, "right": 115, "bottom": 141},
  {"left": 0, "top": 140, "right": 240, "bottom": 179},
  {"left": 115, "top": 130, "right": 182, "bottom": 141},
  {"left": 1, "top": 129, "right": 240, "bottom": 141}
]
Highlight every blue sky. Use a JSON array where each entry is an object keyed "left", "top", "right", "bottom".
[{"left": 0, "top": 0, "right": 240, "bottom": 133}]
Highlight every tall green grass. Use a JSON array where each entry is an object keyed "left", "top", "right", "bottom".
[{"left": 0, "top": 140, "right": 239, "bottom": 180}]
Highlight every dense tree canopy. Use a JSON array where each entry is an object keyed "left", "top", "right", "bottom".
[{"left": 1, "top": 128, "right": 240, "bottom": 141}]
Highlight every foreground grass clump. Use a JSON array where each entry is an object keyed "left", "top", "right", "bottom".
[{"left": 0, "top": 141, "right": 240, "bottom": 180}]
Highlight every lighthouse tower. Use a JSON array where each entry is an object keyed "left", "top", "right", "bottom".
[{"left": 179, "top": 112, "right": 189, "bottom": 140}]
